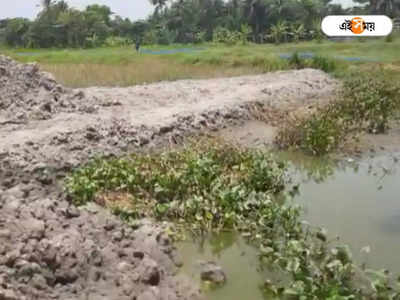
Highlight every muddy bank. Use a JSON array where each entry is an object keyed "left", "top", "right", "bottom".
[
  {"left": 0, "top": 55, "right": 338, "bottom": 300},
  {"left": 216, "top": 120, "right": 400, "bottom": 159}
]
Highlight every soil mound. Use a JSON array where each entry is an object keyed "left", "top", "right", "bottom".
[{"left": 0, "top": 55, "right": 104, "bottom": 124}]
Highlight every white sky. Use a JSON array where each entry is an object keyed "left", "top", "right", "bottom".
[
  {"left": 0, "top": 0, "right": 154, "bottom": 21},
  {"left": 0, "top": 0, "right": 357, "bottom": 21}
]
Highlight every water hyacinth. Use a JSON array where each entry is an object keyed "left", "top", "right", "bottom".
[{"left": 66, "top": 140, "right": 400, "bottom": 299}]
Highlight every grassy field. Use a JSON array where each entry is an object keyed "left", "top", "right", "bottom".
[{"left": 1, "top": 38, "right": 400, "bottom": 87}]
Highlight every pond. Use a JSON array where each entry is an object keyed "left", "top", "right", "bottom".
[
  {"left": 285, "top": 151, "right": 400, "bottom": 271},
  {"left": 178, "top": 151, "right": 400, "bottom": 300}
]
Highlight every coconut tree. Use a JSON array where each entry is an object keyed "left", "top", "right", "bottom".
[
  {"left": 149, "top": 0, "right": 169, "bottom": 15},
  {"left": 290, "top": 23, "right": 305, "bottom": 43},
  {"left": 354, "top": 0, "right": 399, "bottom": 16},
  {"left": 244, "top": 0, "right": 269, "bottom": 42},
  {"left": 41, "top": 0, "right": 53, "bottom": 11},
  {"left": 269, "top": 20, "right": 288, "bottom": 44}
]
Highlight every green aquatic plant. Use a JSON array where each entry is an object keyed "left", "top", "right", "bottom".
[
  {"left": 66, "top": 141, "right": 287, "bottom": 231},
  {"left": 65, "top": 140, "right": 400, "bottom": 299},
  {"left": 276, "top": 75, "right": 400, "bottom": 155}
]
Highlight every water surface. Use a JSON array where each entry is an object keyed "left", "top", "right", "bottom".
[{"left": 179, "top": 151, "right": 400, "bottom": 300}]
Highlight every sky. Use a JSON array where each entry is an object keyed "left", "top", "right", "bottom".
[
  {"left": 0, "top": 0, "right": 154, "bottom": 21},
  {"left": 0, "top": 0, "right": 358, "bottom": 21}
]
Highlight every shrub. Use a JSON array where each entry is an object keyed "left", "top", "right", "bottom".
[
  {"left": 288, "top": 52, "right": 307, "bottom": 69},
  {"left": 103, "top": 36, "right": 132, "bottom": 47},
  {"left": 310, "top": 55, "right": 337, "bottom": 73},
  {"left": 240, "top": 24, "right": 252, "bottom": 45},
  {"left": 276, "top": 75, "right": 400, "bottom": 154},
  {"left": 142, "top": 29, "right": 158, "bottom": 45},
  {"left": 194, "top": 30, "right": 206, "bottom": 44},
  {"left": 212, "top": 26, "right": 242, "bottom": 45},
  {"left": 341, "top": 75, "right": 400, "bottom": 133},
  {"left": 156, "top": 28, "right": 177, "bottom": 45}
]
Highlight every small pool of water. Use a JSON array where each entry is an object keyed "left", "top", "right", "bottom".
[
  {"left": 140, "top": 48, "right": 205, "bottom": 55},
  {"left": 283, "top": 151, "right": 400, "bottom": 271},
  {"left": 178, "top": 151, "right": 400, "bottom": 300},
  {"left": 178, "top": 232, "right": 271, "bottom": 300}
]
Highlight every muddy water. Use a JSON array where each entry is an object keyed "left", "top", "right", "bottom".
[
  {"left": 178, "top": 232, "right": 270, "bottom": 300},
  {"left": 178, "top": 151, "right": 400, "bottom": 300},
  {"left": 283, "top": 151, "right": 400, "bottom": 271}
]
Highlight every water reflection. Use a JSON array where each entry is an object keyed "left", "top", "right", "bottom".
[
  {"left": 281, "top": 151, "right": 400, "bottom": 271},
  {"left": 178, "top": 232, "right": 271, "bottom": 300},
  {"left": 178, "top": 151, "right": 400, "bottom": 300},
  {"left": 380, "top": 212, "right": 400, "bottom": 234}
]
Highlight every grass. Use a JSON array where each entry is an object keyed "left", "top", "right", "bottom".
[
  {"left": 39, "top": 60, "right": 261, "bottom": 87},
  {"left": 1, "top": 37, "right": 400, "bottom": 87}
]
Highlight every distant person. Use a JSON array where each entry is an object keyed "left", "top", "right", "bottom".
[{"left": 135, "top": 39, "right": 141, "bottom": 53}]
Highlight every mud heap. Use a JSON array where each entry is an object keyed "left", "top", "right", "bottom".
[
  {"left": 0, "top": 55, "right": 105, "bottom": 124},
  {"left": 0, "top": 56, "right": 201, "bottom": 300}
]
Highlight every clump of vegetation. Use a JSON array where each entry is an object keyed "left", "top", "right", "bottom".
[
  {"left": 66, "top": 140, "right": 400, "bottom": 298},
  {"left": 276, "top": 75, "right": 400, "bottom": 155},
  {"left": 212, "top": 26, "right": 252, "bottom": 45},
  {"left": 66, "top": 141, "right": 286, "bottom": 230},
  {"left": 342, "top": 75, "right": 400, "bottom": 133},
  {"left": 288, "top": 52, "right": 307, "bottom": 69},
  {"left": 288, "top": 53, "right": 337, "bottom": 73},
  {"left": 311, "top": 55, "right": 337, "bottom": 73}
]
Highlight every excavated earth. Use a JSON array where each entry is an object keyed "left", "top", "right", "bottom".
[{"left": 0, "top": 55, "right": 339, "bottom": 300}]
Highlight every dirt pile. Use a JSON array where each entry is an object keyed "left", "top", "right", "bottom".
[
  {"left": 0, "top": 188, "right": 197, "bottom": 300},
  {"left": 0, "top": 55, "right": 117, "bottom": 125},
  {"left": 0, "top": 56, "right": 339, "bottom": 300}
]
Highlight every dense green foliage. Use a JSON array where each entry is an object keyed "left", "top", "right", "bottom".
[
  {"left": 0, "top": 1, "right": 147, "bottom": 48},
  {"left": 276, "top": 73, "right": 400, "bottom": 155},
  {"left": 66, "top": 141, "right": 286, "bottom": 230},
  {"left": 65, "top": 141, "right": 400, "bottom": 298},
  {"left": 1, "top": 0, "right": 399, "bottom": 48}
]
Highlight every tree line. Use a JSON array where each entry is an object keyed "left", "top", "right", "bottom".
[{"left": 0, "top": 0, "right": 399, "bottom": 48}]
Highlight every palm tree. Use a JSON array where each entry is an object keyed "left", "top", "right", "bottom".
[
  {"left": 149, "top": 0, "right": 168, "bottom": 15},
  {"left": 291, "top": 24, "right": 305, "bottom": 43},
  {"left": 41, "top": 0, "right": 53, "bottom": 11},
  {"left": 245, "top": 0, "right": 268, "bottom": 42},
  {"left": 269, "top": 20, "right": 288, "bottom": 44},
  {"left": 354, "top": 0, "right": 399, "bottom": 16}
]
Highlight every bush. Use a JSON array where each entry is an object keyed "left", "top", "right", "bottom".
[
  {"left": 288, "top": 52, "right": 307, "bottom": 69},
  {"left": 156, "top": 28, "right": 177, "bottom": 45},
  {"left": 142, "top": 29, "right": 157, "bottom": 45},
  {"left": 212, "top": 26, "right": 242, "bottom": 45},
  {"left": 276, "top": 75, "right": 400, "bottom": 155},
  {"left": 194, "top": 30, "right": 206, "bottom": 44},
  {"left": 341, "top": 75, "right": 400, "bottom": 133},
  {"left": 103, "top": 36, "right": 132, "bottom": 47},
  {"left": 276, "top": 106, "right": 346, "bottom": 155},
  {"left": 310, "top": 55, "right": 337, "bottom": 73},
  {"left": 288, "top": 53, "right": 337, "bottom": 73}
]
